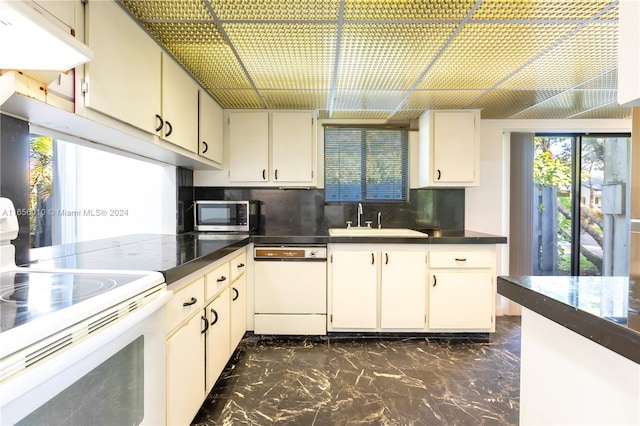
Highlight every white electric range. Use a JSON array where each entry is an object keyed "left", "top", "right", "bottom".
[{"left": 0, "top": 197, "right": 171, "bottom": 425}]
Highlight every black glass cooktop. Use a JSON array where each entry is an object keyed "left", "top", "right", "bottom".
[{"left": 0, "top": 271, "right": 148, "bottom": 333}]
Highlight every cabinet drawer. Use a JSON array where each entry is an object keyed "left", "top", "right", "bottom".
[
  {"left": 167, "top": 277, "right": 205, "bottom": 333},
  {"left": 205, "top": 261, "right": 230, "bottom": 300},
  {"left": 429, "top": 251, "right": 493, "bottom": 268},
  {"left": 230, "top": 251, "right": 247, "bottom": 281}
]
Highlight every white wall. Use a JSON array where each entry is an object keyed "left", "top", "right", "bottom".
[
  {"left": 57, "top": 142, "right": 176, "bottom": 243},
  {"left": 469, "top": 119, "right": 631, "bottom": 314}
]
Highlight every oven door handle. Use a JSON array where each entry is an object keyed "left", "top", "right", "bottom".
[{"left": 0, "top": 290, "right": 172, "bottom": 409}]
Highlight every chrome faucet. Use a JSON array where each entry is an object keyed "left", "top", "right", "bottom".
[{"left": 357, "top": 203, "right": 363, "bottom": 227}]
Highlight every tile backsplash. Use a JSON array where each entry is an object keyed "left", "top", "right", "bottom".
[{"left": 191, "top": 187, "right": 464, "bottom": 234}]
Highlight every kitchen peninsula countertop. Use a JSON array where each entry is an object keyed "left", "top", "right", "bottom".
[
  {"left": 497, "top": 275, "right": 640, "bottom": 363},
  {"left": 28, "top": 229, "right": 506, "bottom": 284}
]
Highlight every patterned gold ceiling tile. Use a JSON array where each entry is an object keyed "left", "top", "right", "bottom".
[
  {"left": 224, "top": 23, "right": 336, "bottom": 89},
  {"left": 163, "top": 43, "right": 252, "bottom": 89},
  {"left": 389, "top": 110, "right": 423, "bottom": 120},
  {"left": 338, "top": 23, "right": 456, "bottom": 89},
  {"left": 261, "top": 90, "right": 330, "bottom": 109},
  {"left": 206, "top": 89, "right": 264, "bottom": 109},
  {"left": 318, "top": 110, "right": 331, "bottom": 119},
  {"left": 120, "top": 0, "right": 211, "bottom": 21},
  {"left": 401, "top": 90, "right": 485, "bottom": 110},
  {"left": 330, "top": 110, "right": 395, "bottom": 119},
  {"left": 418, "top": 23, "right": 578, "bottom": 89},
  {"left": 501, "top": 22, "right": 618, "bottom": 89},
  {"left": 570, "top": 104, "right": 632, "bottom": 119},
  {"left": 333, "top": 90, "right": 407, "bottom": 110},
  {"left": 344, "top": 0, "right": 477, "bottom": 20},
  {"left": 509, "top": 89, "right": 618, "bottom": 119},
  {"left": 142, "top": 22, "right": 226, "bottom": 44},
  {"left": 595, "top": 4, "right": 618, "bottom": 21},
  {"left": 573, "top": 69, "right": 617, "bottom": 90},
  {"left": 466, "top": 89, "right": 565, "bottom": 118},
  {"left": 210, "top": 0, "right": 340, "bottom": 20},
  {"left": 472, "top": 0, "right": 615, "bottom": 21}
]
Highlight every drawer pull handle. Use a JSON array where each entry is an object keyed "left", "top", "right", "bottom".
[
  {"left": 237, "top": 263, "right": 245, "bottom": 268},
  {"left": 217, "top": 276, "right": 227, "bottom": 283},
  {"left": 210, "top": 309, "right": 219, "bottom": 325},
  {"left": 201, "top": 315, "right": 209, "bottom": 334},
  {"left": 433, "top": 275, "right": 437, "bottom": 287},
  {"left": 232, "top": 287, "right": 239, "bottom": 301},
  {"left": 183, "top": 297, "right": 197, "bottom": 307},
  {"left": 455, "top": 258, "right": 467, "bottom": 262}
]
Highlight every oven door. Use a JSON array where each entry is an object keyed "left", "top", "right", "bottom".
[{"left": 0, "top": 292, "right": 170, "bottom": 425}]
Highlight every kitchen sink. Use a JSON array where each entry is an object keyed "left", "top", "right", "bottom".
[{"left": 328, "top": 228, "right": 428, "bottom": 237}]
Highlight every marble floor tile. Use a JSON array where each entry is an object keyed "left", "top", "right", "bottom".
[{"left": 192, "top": 316, "right": 521, "bottom": 425}]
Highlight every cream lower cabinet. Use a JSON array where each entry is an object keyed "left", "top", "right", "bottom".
[
  {"left": 328, "top": 245, "right": 427, "bottom": 331},
  {"left": 204, "top": 288, "right": 231, "bottom": 393},
  {"left": 427, "top": 249, "right": 495, "bottom": 331},
  {"left": 166, "top": 247, "right": 248, "bottom": 425}
]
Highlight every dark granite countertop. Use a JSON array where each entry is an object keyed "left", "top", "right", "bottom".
[
  {"left": 27, "top": 230, "right": 505, "bottom": 284},
  {"left": 497, "top": 275, "right": 640, "bottom": 364},
  {"left": 29, "top": 233, "right": 250, "bottom": 284}
]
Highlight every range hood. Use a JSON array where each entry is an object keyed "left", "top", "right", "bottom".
[{"left": 0, "top": 0, "right": 92, "bottom": 79}]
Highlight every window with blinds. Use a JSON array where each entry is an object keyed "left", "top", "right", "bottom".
[{"left": 324, "top": 127, "right": 408, "bottom": 202}]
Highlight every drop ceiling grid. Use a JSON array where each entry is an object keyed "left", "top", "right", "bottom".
[
  {"left": 115, "top": 0, "right": 630, "bottom": 119},
  {"left": 509, "top": 89, "right": 620, "bottom": 119}
]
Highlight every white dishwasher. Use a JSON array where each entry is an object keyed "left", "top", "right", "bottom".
[{"left": 254, "top": 245, "right": 327, "bottom": 335}]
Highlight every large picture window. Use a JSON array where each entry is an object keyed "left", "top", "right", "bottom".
[{"left": 324, "top": 127, "right": 408, "bottom": 202}]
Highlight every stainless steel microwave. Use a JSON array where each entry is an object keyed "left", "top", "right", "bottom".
[{"left": 194, "top": 200, "right": 259, "bottom": 232}]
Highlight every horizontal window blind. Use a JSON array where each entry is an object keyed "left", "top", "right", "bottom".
[{"left": 325, "top": 127, "right": 408, "bottom": 202}]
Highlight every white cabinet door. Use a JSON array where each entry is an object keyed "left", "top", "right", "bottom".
[
  {"left": 205, "top": 289, "right": 231, "bottom": 393},
  {"left": 228, "top": 112, "right": 269, "bottom": 182},
  {"left": 331, "top": 250, "right": 378, "bottom": 329},
  {"left": 418, "top": 110, "right": 479, "bottom": 187},
  {"left": 380, "top": 250, "right": 426, "bottom": 329},
  {"left": 272, "top": 111, "right": 314, "bottom": 183},
  {"left": 428, "top": 271, "right": 493, "bottom": 330},
  {"left": 85, "top": 0, "right": 161, "bottom": 134},
  {"left": 230, "top": 274, "right": 247, "bottom": 349},
  {"left": 161, "top": 54, "right": 198, "bottom": 153},
  {"left": 166, "top": 313, "right": 206, "bottom": 426},
  {"left": 432, "top": 111, "right": 476, "bottom": 183},
  {"left": 199, "top": 90, "right": 224, "bottom": 164}
]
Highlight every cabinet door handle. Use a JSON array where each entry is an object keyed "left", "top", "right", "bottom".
[
  {"left": 275, "top": 169, "right": 278, "bottom": 180},
  {"left": 210, "top": 308, "right": 219, "bottom": 325},
  {"left": 202, "top": 140, "right": 208, "bottom": 153},
  {"left": 237, "top": 263, "right": 245, "bottom": 269},
  {"left": 155, "top": 114, "right": 163, "bottom": 132},
  {"left": 183, "top": 297, "right": 197, "bottom": 307},
  {"left": 216, "top": 276, "right": 227, "bottom": 283},
  {"left": 232, "top": 287, "right": 239, "bottom": 301},
  {"left": 201, "top": 315, "right": 209, "bottom": 334},
  {"left": 371, "top": 253, "right": 375, "bottom": 265},
  {"left": 432, "top": 275, "right": 437, "bottom": 287},
  {"left": 385, "top": 253, "right": 389, "bottom": 264},
  {"left": 262, "top": 169, "right": 266, "bottom": 180},
  {"left": 436, "top": 169, "right": 441, "bottom": 180},
  {"left": 455, "top": 258, "right": 467, "bottom": 262},
  {"left": 164, "top": 120, "right": 173, "bottom": 137}
]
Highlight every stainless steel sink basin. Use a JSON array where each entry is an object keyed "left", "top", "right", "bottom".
[{"left": 328, "top": 228, "right": 428, "bottom": 237}]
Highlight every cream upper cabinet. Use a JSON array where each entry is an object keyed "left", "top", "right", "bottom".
[
  {"left": 271, "top": 111, "right": 315, "bottom": 183},
  {"left": 380, "top": 250, "right": 426, "bottom": 329},
  {"left": 199, "top": 90, "right": 224, "bottom": 164},
  {"left": 224, "top": 110, "right": 315, "bottom": 185},
  {"left": 418, "top": 110, "right": 480, "bottom": 187},
  {"left": 84, "top": 0, "right": 161, "bottom": 134},
  {"left": 228, "top": 111, "right": 270, "bottom": 182},
  {"left": 160, "top": 53, "right": 198, "bottom": 153},
  {"left": 427, "top": 249, "right": 495, "bottom": 331}
]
